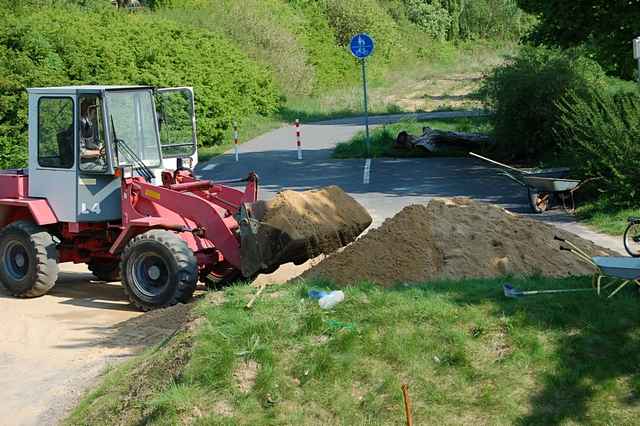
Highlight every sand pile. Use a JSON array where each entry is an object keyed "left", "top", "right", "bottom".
[
  {"left": 302, "top": 197, "right": 611, "bottom": 286},
  {"left": 241, "top": 186, "right": 372, "bottom": 275}
]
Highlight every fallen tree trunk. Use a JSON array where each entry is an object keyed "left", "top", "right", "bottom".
[{"left": 396, "top": 127, "right": 492, "bottom": 153}]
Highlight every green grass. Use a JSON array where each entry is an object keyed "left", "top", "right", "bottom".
[
  {"left": 577, "top": 198, "right": 640, "bottom": 236},
  {"left": 333, "top": 116, "right": 492, "bottom": 159},
  {"left": 68, "top": 276, "right": 640, "bottom": 425}
]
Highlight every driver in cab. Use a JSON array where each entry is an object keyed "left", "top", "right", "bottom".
[{"left": 79, "top": 98, "right": 106, "bottom": 171}]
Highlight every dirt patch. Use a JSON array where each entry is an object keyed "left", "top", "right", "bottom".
[
  {"left": 102, "top": 302, "right": 194, "bottom": 350},
  {"left": 302, "top": 198, "right": 612, "bottom": 286},
  {"left": 382, "top": 73, "right": 483, "bottom": 112},
  {"left": 234, "top": 360, "right": 259, "bottom": 394},
  {"left": 246, "top": 186, "right": 372, "bottom": 272},
  {"left": 212, "top": 400, "right": 234, "bottom": 417}
]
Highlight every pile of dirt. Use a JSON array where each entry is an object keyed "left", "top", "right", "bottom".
[
  {"left": 243, "top": 186, "right": 372, "bottom": 274},
  {"left": 302, "top": 197, "right": 611, "bottom": 286}
]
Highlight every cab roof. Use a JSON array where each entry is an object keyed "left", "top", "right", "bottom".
[{"left": 27, "top": 85, "right": 153, "bottom": 95}]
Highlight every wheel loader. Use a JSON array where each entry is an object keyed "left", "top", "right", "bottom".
[{"left": 0, "top": 86, "right": 370, "bottom": 310}]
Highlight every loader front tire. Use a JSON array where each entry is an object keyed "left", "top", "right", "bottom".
[
  {"left": 121, "top": 230, "right": 197, "bottom": 311},
  {"left": 0, "top": 221, "right": 58, "bottom": 298}
]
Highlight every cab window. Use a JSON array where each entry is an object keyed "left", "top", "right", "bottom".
[
  {"left": 79, "top": 96, "right": 108, "bottom": 172},
  {"left": 38, "top": 97, "right": 74, "bottom": 169}
]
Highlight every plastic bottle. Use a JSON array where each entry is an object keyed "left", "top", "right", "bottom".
[
  {"left": 307, "top": 289, "right": 328, "bottom": 300},
  {"left": 318, "top": 290, "right": 345, "bottom": 310}
]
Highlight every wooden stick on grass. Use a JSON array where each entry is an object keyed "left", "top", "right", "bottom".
[
  {"left": 401, "top": 384, "right": 413, "bottom": 426},
  {"left": 245, "top": 283, "right": 267, "bottom": 310}
]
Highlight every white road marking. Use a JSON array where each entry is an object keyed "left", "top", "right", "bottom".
[
  {"left": 363, "top": 158, "right": 371, "bottom": 184},
  {"left": 202, "top": 163, "right": 216, "bottom": 171}
]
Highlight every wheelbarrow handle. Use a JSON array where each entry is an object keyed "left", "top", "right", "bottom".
[{"left": 554, "top": 236, "right": 566, "bottom": 242}]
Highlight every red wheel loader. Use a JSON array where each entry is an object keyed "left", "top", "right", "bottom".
[{"left": 0, "top": 86, "right": 369, "bottom": 310}]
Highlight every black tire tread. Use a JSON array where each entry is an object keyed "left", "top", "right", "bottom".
[
  {"left": 120, "top": 229, "right": 197, "bottom": 311},
  {"left": 624, "top": 223, "right": 640, "bottom": 257},
  {"left": 0, "top": 220, "right": 58, "bottom": 298}
]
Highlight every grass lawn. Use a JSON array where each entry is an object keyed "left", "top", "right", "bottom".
[
  {"left": 333, "top": 116, "right": 492, "bottom": 159},
  {"left": 67, "top": 276, "right": 640, "bottom": 425},
  {"left": 576, "top": 198, "right": 640, "bottom": 236}
]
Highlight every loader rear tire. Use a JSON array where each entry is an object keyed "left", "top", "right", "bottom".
[
  {"left": 0, "top": 221, "right": 58, "bottom": 298},
  {"left": 121, "top": 230, "right": 197, "bottom": 311},
  {"left": 88, "top": 260, "right": 121, "bottom": 282}
]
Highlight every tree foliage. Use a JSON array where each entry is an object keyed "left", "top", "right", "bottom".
[
  {"left": 517, "top": 0, "right": 640, "bottom": 79},
  {"left": 401, "top": 0, "right": 533, "bottom": 41},
  {"left": 0, "top": 3, "right": 279, "bottom": 168},
  {"left": 557, "top": 87, "right": 640, "bottom": 205},
  {"left": 481, "top": 46, "right": 607, "bottom": 160}
]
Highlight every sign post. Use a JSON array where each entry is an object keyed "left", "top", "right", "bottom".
[
  {"left": 350, "top": 33, "right": 375, "bottom": 154},
  {"left": 634, "top": 37, "right": 640, "bottom": 83},
  {"left": 233, "top": 121, "right": 239, "bottom": 162}
]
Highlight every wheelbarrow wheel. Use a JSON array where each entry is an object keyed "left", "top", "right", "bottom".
[
  {"left": 623, "top": 221, "right": 640, "bottom": 257},
  {"left": 528, "top": 188, "right": 551, "bottom": 214}
]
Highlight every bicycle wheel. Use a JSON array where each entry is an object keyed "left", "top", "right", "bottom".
[{"left": 623, "top": 222, "right": 640, "bottom": 257}]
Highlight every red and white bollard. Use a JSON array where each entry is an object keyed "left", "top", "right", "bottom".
[
  {"left": 295, "top": 119, "right": 302, "bottom": 160},
  {"left": 233, "top": 122, "right": 239, "bottom": 162}
]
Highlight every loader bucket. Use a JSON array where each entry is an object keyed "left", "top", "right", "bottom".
[{"left": 239, "top": 186, "right": 372, "bottom": 278}]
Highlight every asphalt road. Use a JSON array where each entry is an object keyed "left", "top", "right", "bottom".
[{"left": 196, "top": 112, "right": 622, "bottom": 253}]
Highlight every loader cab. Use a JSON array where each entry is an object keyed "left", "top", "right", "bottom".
[{"left": 27, "top": 86, "right": 197, "bottom": 223}]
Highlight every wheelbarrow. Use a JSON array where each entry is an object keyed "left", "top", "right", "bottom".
[
  {"left": 555, "top": 236, "right": 640, "bottom": 298},
  {"left": 470, "top": 152, "right": 585, "bottom": 214}
]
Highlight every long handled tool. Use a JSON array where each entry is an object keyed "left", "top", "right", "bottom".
[
  {"left": 503, "top": 283, "right": 592, "bottom": 298},
  {"left": 554, "top": 236, "right": 597, "bottom": 267}
]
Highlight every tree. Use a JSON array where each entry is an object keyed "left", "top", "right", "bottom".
[{"left": 517, "top": 0, "right": 640, "bottom": 79}]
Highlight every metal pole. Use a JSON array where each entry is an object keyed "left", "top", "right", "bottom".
[
  {"left": 634, "top": 37, "right": 640, "bottom": 83},
  {"left": 361, "top": 58, "right": 370, "bottom": 155},
  {"left": 295, "top": 118, "right": 302, "bottom": 160},
  {"left": 233, "top": 121, "right": 239, "bottom": 162}
]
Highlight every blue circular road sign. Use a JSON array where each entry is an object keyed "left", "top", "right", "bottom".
[{"left": 350, "top": 33, "right": 375, "bottom": 59}]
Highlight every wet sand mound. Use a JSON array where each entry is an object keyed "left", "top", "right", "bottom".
[
  {"left": 303, "top": 197, "right": 611, "bottom": 286},
  {"left": 242, "top": 186, "right": 372, "bottom": 275}
]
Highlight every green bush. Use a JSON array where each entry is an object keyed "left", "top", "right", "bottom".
[
  {"left": 404, "top": 0, "right": 452, "bottom": 41},
  {"left": 556, "top": 86, "right": 640, "bottom": 206},
  {"left": 458, "top": 0, "right": 533, "bottom": 40},
  {"left": 481, "top": 46, "right": 607, "bottom": 160},
  {"left": 0, "top": 4, "right": 279, "bottom": 169}
]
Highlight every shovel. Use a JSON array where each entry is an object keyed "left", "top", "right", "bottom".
[{"left": 503, "top": 283, "right": 592, "bottom": 299}]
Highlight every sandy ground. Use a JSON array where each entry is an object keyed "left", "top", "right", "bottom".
[{"left": 0, "top": 263, "right": 143, "bottom": 426}]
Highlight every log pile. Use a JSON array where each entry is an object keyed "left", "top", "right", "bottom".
[{"left": 395, "top": 127, "right": 492, "bottom": 153}]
